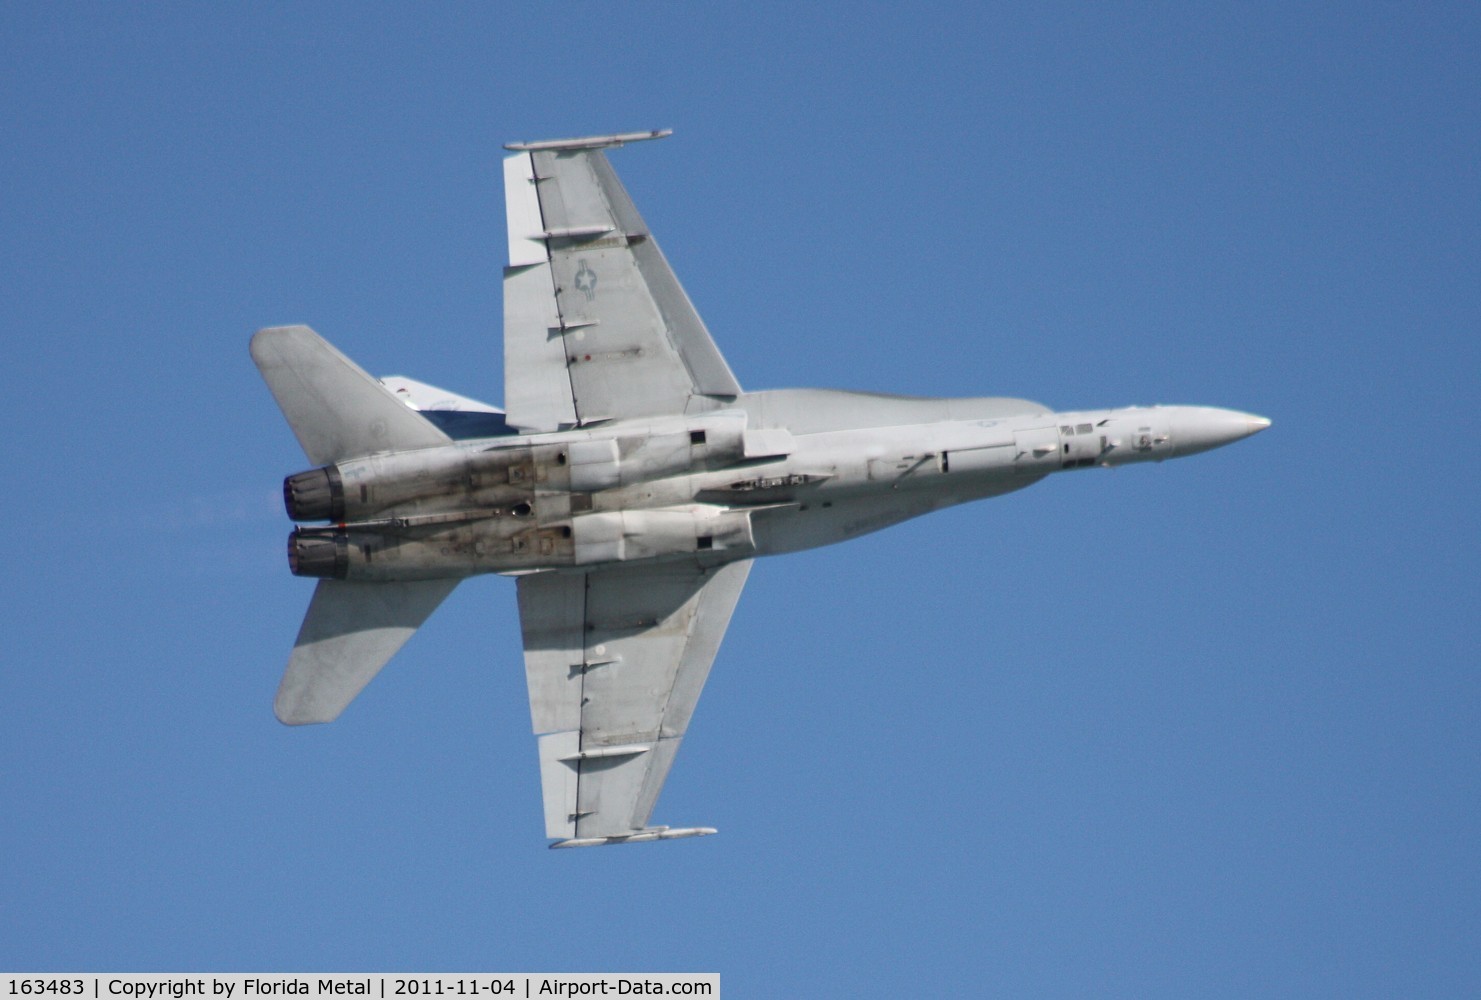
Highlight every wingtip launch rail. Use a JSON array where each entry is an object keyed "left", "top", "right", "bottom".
[
  {"left": 504, "top": 129, "right": 673, "bottom": 152},
  {"left": 551, "top": 826, "right": 718, "bottom": 850}
]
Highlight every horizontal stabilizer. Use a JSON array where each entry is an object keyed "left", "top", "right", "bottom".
[
  {"left": 379, "top": 376, "right": 503, "bottom": 415},
  {"left": 251, "top": 325, "right": 451, "bottom": 466},
  {"left": 378, "top": 375, "right": 516, "bottom": 439},
  {"left": 276, "top": 578, "right": 459, "bottom": 725}
]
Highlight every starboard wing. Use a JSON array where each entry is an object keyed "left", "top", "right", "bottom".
[
  {"left": 501, "top": 131, "right": 742, "bottom": 432},
  {"left": 515, "top": 558, "right": 752, "bottom": 847}
]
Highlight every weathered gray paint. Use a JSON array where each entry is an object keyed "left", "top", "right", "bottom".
[{"left": 254, "top": 132, "right": 1270, "bottom": 847}]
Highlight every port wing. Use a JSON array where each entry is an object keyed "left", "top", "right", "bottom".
[
  {"left": 516, "top": 558, "right": 751, "bottom": 847},
  {"left": 501, "top": 131, "right": 742, "bottom": 432}
]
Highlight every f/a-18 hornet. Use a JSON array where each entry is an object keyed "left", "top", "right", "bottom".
[{"left": 252, "top": 130, "right": 1269, "bottom": 848}]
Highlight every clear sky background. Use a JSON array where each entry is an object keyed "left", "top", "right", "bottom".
[{"left": 3, "top": 3, "right": 1477, "bottom": 996}]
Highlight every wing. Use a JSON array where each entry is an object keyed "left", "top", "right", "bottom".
[
  {"left": 501, "top": 130, "right": 742, "bottom": 433},
  {"left": 516, "top": 558, "right": 752, "bottom": 847}
]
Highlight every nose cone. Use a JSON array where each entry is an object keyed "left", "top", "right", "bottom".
[{"left": 1170, "top": 406, "right": 1271, "bottom": 457}]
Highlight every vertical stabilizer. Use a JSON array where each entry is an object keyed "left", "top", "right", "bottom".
[
  {"left": 250, "top": 325, "right": 451, "bottom": 466},
  {"left": 276, "top": 578, "right": 460, "bottom": 725}
]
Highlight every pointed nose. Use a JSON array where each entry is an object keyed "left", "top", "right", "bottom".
[{"left": 1170, "top": 407, "right": 1271, "bottom": 457}]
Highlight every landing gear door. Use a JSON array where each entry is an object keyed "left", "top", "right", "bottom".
[{"left": 1013, "top": 426, "right": 1061, "bottom": 473}]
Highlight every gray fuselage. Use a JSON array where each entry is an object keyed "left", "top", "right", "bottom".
[{"left": 283, "top": 388, "right": 1268, "bottom": 582}]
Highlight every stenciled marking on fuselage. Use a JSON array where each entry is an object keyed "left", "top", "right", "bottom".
[{"left": 728, "top": 474, "right": 818, "bottom": 492}]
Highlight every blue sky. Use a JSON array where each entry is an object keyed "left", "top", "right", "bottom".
[{"left": 3, "top": 3, "right": 1477, "bottom": 995}]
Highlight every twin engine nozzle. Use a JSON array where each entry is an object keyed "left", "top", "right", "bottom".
[
  {"left": 278, "top": 417, "right": 768, "bottom": 580},
  {"left": 287, "top": 529, "right": 348, "bottom": 578},
  {"left": 283, "top": 466, "right": 345, "bottom": 522}
]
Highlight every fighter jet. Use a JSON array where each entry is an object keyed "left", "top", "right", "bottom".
[{"left": 252, "top": 130, "right": 1269, "bottom": 848}]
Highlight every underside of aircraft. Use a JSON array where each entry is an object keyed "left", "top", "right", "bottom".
[{"left": 252, "top": 131, "right": 1268, "bottom": 847}]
